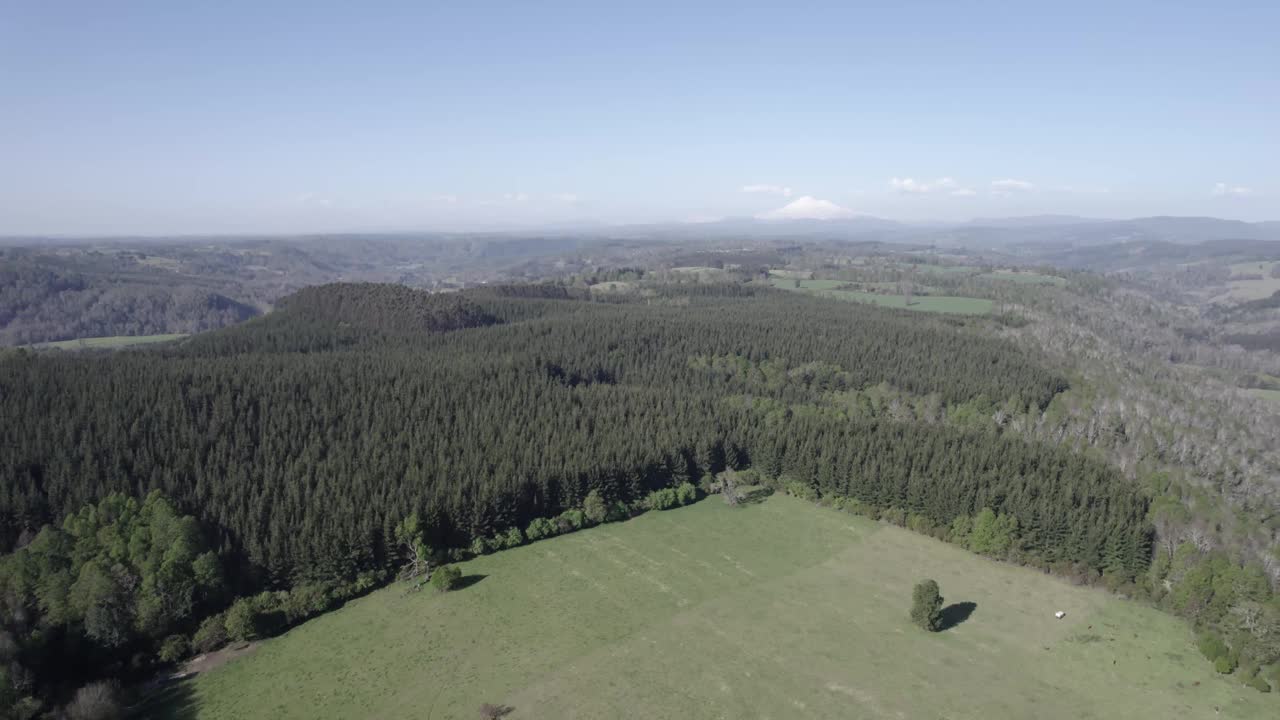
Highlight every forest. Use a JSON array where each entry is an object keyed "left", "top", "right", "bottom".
[{"left": 0, "top": 281, "right": 1163, "bottom": 712}]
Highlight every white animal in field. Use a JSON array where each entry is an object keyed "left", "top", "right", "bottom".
[{"left": 1054, "top": 611, "right": 1066, "bottom": 619}]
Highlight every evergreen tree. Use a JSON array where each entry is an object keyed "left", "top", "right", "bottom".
[{"left": 911, "top": 579, "right": 944, "bottom": 632}]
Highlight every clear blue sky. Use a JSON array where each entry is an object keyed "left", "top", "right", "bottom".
[{"left": 2, "top": 1, "right": 1276, "bottom": 234}]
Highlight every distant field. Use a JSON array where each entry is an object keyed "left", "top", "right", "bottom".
[
  {"left": 1228, "top": 261, "right": 1276, "bottom": 276},
  {"left": 1248, "top": 388, "right": 1280, "bottom": 403},
  {"left": 162, "top": 497, "right": 1270, "bottom": 720},
  {"left": 1217, "top": 261, "right": 1280, "bottom": 301},
  {"left": 816, "top": 289, "right": 994, "bottom": 314},
  {"left": 770, "top": 277, "right": 846, "bottom": 291},
  {"left": 772, "top": 278, "right": 993, "bottom": 314},
  {"left": 27, "top": 333, "right": 188, "bottom": 350},
  {"left": 1223, "top": 277, "right": 1280, "bottom": 301}
]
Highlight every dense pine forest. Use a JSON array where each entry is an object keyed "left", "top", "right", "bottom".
[{"left": 0, "top": 281, "right": 1166, "bottom": 712}]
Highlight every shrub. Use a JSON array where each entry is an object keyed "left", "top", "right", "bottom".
[
  {"left": 1197, "top": 633, "right": 1229, "bottom": 662},
  {"left": 431, "top": 565, "right": 462, "bottom": 593},
  {"left": 880, "top": 507, "right": 906, "bottom": 527},
  {"left": 470, "top": 537, "right": 492, "bottom": 557},
  {"left": 582, "top": 490, "right": 608, "bottom": 525},
  {"left": 65, "top": 682, "right": 120, "bottom": 720},
  {"left": 158, "top": 635, "right": 189, "bottom": 664},
  {"left": 1214, "top": 655, "right": 1236, "bottom": 674},
  {"left": 283, "top": 583, "right": 333, "bottom": 623},
  {"left": 606, "top": 501, "right": 631, "bottom": 522},
  {"left": 191, "top": 613, "right": 228, "bottom": 653},
  {"left": 501, "top": 527, "right": 525, "bottom": 549},
  {"left": 675, "top": 482, "right": 698, "bottom": 505},
  {"left": 525, "top": 517, "right": 556, "bottom": 541},
  {"left": 783, "top": 479, "right": 816, "bottom": 501},
  {"left": 968, "top": 508, "right": 1018, "bottom": 557},
  {"left": 557, "top": 509, "right": 587, "bottom": 532},
  {"left": 646, "top": 488, "right": 678, "bottom": 510},
  {"left": 910, "top": 579, "right": 944, "bottom": 632},
  {"left": 224, "top": 597, "right": 261, "bottom": 642},
  {"left": 1248, "top": 675, "right": 1271, "bottom": 693},
  {"left": 906, "top": 514, "right": 934, "bottom": 534},
  {"left": 353, "top": 570, "right": 382, "bottom": 593}
]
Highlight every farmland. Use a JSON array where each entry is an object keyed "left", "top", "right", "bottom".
[{"left": 158, "top": 496, "right": 1269, "bottom": 720}]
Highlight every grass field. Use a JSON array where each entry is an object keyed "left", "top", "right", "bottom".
[
  {"left": 27, "top": 333, "right": 188, "bottom": 350},
  {"left": 771, "top": 278, "right": 993, "bottom": 314},
  {"left": 159, "top": 496, "right": 1271, "bottom": 720}
]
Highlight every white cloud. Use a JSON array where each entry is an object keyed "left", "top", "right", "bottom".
[
  {"left": 550, "top": 193, "right": 580, "bottom": 203},
  {"left": 742, "top": 184, "right": 794, "bottom": 198},
  {"left": 431, "top": 193, "right": 460, "bottom": 205},
  {"left": 757, "top": 196, "right": 856, "bottom": 220},
  {"left": 890, "top": 177, "right": 927, "bottom": 194},
  {"left": 991, "top": 179, "right": 1035, "bottom": 193},
  {"left": 889, "top": 177, "right": 974, "bottom": 196},
  {"left": 502, "top": 192, "right": 530, "bottom": 202},
  {"left": 293, "top": 192, "right": 336, "bottom": 208},
  {"left": 1212, "top": 182, "right": 1255, "bottom": 197}
]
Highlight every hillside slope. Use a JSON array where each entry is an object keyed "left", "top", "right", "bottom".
[{"left": 159, "top": 497, "right": 1271, "bottom": 719}]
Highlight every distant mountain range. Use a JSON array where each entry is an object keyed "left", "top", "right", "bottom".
[
  {"left": 557, "top": 215, "right": 1280, "bottom": 251},
  {"left": 5, "top": 215, "right": 1279, "bottom": 261}
]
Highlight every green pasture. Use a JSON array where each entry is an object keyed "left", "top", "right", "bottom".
[{"left": 162, "top": 496, "right": 1270, "bottom": 719}]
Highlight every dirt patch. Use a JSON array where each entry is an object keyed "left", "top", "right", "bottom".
[{"left": 180, "top": 641, "right": 260, "bottom": 678}]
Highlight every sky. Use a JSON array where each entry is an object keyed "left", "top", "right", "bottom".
[{"left": 1, "top": 1, "right": 1277, "bottom": 235}]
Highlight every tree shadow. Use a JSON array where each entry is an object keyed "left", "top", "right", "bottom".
[
  {"left": 937, "top": 601, "right": 977, "bottom": 631},
  {"left": 131, "top": 675, "right": 198, "bottom": 720},
  {"left": 452, "top": 573, "right": 488, "bottom": 591},
  {"left": 479, "top": 702, "right": 515, "bottom": 718},
  {"left": 738, "top": 486, "right": 774, "bottom": 505}
]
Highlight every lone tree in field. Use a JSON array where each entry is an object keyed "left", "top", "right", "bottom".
[{"left": 910, "top": 579, "right": 944, "bottom": 631}]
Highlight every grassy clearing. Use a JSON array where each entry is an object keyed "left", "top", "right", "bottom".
[
  {"left": 588, "top": 281, "right": 634, "bottom": 292},
  {"left": 1228, "top": 261, "right": 1276, "bottom": 277},
  {"left": 772, "top": 278, "right": 993, "bottom": 314},
  {"left": 1247, "top": 388, "right": 1280, "bottom": 403},
  {"left": 27, "top": 334, "right": 188, "bottom": 350},
  {"left": 813, "top": 289, "right": 994, "bottom": 314},
  {"left": 907, "top": 263, "right": 980, "bottom": 275},
  {"left": 1224, "top": 277, "right": 1280, "bottom": 301},
  {"left": 770, "top": 277, "right": 846, "bottom": 291},
  {"left": 163, "top": 496, "right": 1270, "bottom": 720}
]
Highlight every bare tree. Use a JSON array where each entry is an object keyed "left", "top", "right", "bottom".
[
  {"left": 394, "top": 513, "right": 433, "bottom": 582},
  {"left": 719, "top": 468, "right": 742, "bottom": 506}
]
